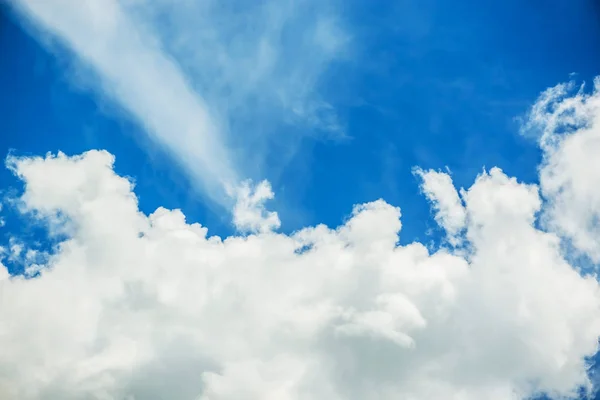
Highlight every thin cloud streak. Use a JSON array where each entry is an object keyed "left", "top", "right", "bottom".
[
  {"left": 10, "top": 0, "right": 349, "bottom": 207},
  {"left": 12, "top": 0, "right": 238, "bottom": 205}
]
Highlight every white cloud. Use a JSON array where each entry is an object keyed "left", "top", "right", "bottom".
[
  {"left": 10, "top": 0, "right": 348, "bottom": 205},
  {"left": 231, "top": 180, "right": 281, "bottom": 233},
  {"left": 10, "top": 0, "right": 236, "bottom": 205},
  {"left": 1, "top": 144, "right": 600, "bottom": 399},
  {"left": 522, "top": 78, "right": 600, "bottom": 263},
  {"left": 414, "top": 167, "right": 466, "bottom": 246}
]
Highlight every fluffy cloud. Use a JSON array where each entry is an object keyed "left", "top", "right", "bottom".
[
  {"left": 522, "top": 78, "right": 600, "bottom": 263},
  {"left": 3, "top": 88, "right": 600, "bottom": 400},
  {"left": 231, "top": 180, "right": 281, "bottom": 234}
]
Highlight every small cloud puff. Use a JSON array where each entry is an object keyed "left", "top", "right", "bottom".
[{"left": 231, "top": 180, "right": 281, "bottom": 233}]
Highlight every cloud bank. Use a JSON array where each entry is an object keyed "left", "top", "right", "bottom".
[
  {"left": 2, "top": 80, "right": 600, "bottom": 399},
  {"left": 10, "top": 0, "right": 348, "bottom": 205}
]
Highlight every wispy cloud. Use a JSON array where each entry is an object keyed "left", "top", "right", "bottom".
[{"left": 10, "top": 0, "right": 349, "bottom": 206}]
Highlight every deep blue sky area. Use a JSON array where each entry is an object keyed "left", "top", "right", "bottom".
[
  {"left": 3, "top": 1, "right": 600, "bottom": 244},
  {"left": 2, "top": 2, "right": 600, "bottom": 241},
  {"left": 2, "top": 1, "right": 600, "bottom": 399}
]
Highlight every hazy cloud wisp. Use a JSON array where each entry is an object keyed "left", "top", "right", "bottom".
[{"left": 10, "top": 0, "right": 349, "bottom": 206}]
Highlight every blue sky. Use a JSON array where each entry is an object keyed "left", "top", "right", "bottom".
[
  {"left": 3, "top": 1, "right": 600, "bottom": 399},
  {"left": 3, "top": 1, "right": 599, "bottom": 240}
]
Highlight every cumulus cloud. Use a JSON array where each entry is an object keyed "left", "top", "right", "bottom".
[
  {"left": 2, "top": 131, "right": 600, "bottom": 399},
  {"left": 522, "top": 78, "right": 600, "bottom": 263},
  {"left": 9, "top": 0, "right": 348, "bottom": 205}
]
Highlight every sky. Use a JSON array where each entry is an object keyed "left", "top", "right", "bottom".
[{"left": 2, "top": 1, "right": 600, "bottom": 399}]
